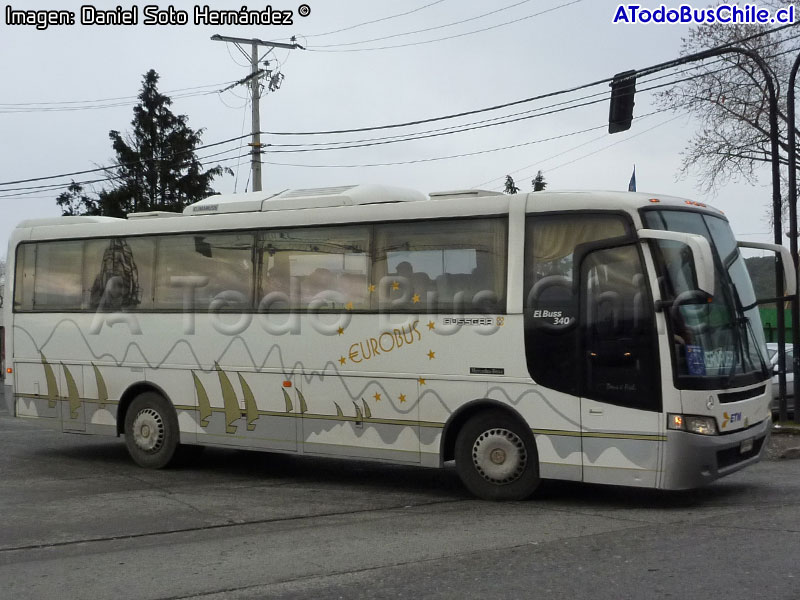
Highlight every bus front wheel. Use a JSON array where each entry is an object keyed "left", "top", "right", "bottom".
[
  {"left": 454, "top": 410, "right": 540, "bottom": 501},
  {"left": 124, "top": 392, "right": 179, "bottom": 469}
]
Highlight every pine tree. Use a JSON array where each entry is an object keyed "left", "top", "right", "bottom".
[
  {"left": 532, "top": 170, "right": 547, "bottom": 192},
  {"left": 504, "top": 175, "right": 520, "bottom": 194},
  {"left": 56, "top": 70, "right": 228, "bottom": 217}
]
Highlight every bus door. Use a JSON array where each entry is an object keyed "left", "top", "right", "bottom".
[{"left": 578, "top": 243, "right": 661, "bottom": 487}]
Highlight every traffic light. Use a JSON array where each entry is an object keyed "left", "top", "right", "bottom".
[{"left": 608, "top": 70, "right": 637, "bottom": 134}]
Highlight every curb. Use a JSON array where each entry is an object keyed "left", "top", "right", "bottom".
[{"left": 772, "top": 424, "right": 800, "bottom": 435}]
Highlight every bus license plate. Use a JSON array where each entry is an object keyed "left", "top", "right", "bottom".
[{"left": 740, "top": 438, "right": 754, "bottom": 454}]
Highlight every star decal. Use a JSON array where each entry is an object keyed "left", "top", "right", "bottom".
[
  {"left": 418, "top": 377, "right": 426, "bottom": 385},
  {"left": 368, "top": 284, "right": 376, "bottom": 293},
  {"left": 412, "top": 293, "right": 420, "bottom": 304},
  {"left": 373, "top": 392, "right": 382, "bottom": 401},
  {"left": 339, "top": 356, "right": 346, "bottom": 365},
  {"left": 398, "top": 393, "right": 407, "bottom": 403},
  {"left": 427, "top": 350, "right": 436, "bottom": 360},
  {"left": 427, "top": 320, "right": 435, "bottom": 330},
  {"left": 337, "top": 327, "right": 344, "bottom": 335},
  {"left": 345, "top": 302, "right": 354, "bottom": 310},
  {"left": 391, "top": 281, "right": 400, "bottom": 290}
]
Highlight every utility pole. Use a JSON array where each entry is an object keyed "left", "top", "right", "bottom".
[{"left": 211, "top": 34, "right": 304, "bottom": 192}]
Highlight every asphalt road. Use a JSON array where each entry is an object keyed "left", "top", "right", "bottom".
[{"left": 1, "top": 397, "right": 799, "bottom": 600}]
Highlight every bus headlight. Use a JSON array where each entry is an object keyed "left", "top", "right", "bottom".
[{"left": 667, "top": 413, "right": 718, "bottom": 435}]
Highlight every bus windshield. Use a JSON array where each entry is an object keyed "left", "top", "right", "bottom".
[{"left": 643, "top": 209, "right": 768, "bottom": 389}]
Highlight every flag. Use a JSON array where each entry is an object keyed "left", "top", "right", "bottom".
[{"left": 628, "top": 165, "right": 636, "bottom": 192}]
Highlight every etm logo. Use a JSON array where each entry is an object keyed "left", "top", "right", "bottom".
[{"left": 722, "top": 412, "right": 742, "bottom": 428}]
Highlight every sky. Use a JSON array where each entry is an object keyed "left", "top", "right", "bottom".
[{"left": 0, "top": 0, "right": 789, "bottom": 260}]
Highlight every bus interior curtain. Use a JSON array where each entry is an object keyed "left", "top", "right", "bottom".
[{"left": 533, "top": 220, "right": 627, "bottom": 262}]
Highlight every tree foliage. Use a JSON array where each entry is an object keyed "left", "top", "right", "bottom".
[
  {"left": 56, "top": 181, "right": 99, "bottom": 216},
  {"left": 504, "top": 175, "right": 520, "bottom": 194},
  {"left": 532, "top": 170, "right": 547, "bottom": 191},
  {"left": 657, "top": 1, "right": 800, "bottom": 199},
  {"left": 56, "top": 69, "right": 228, "bottom": 217},
  {"left": 504, "top": 171, "right": 547, "bottom": 194}
]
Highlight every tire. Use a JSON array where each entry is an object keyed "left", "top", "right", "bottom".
[
  {"left": 454, "top": 409, "right": 540, "bottom": 501},
  {"left": 124, "top": 392, "right": 179, "bottom": 469}
]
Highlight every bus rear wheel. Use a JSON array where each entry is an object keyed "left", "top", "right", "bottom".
[
  {"left": 454, "top": 410, "right": 540, "bottom": 501},
  {"left": 124, "top": 392, "right": 179, "bottom": 469}
]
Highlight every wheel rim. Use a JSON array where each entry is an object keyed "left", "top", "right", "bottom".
[
  {"left": 471, "top": 428, "right": 527, "bottom": 485},
  {"left": 132, "top": 408, "right": 165, "bottom": 454}
]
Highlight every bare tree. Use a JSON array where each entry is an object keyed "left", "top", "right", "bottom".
[{"left": 657, "top": 1, "right": 799, "bottom": 204}]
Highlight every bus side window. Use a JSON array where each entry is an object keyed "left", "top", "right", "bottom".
[
  {"left": 14, "top": 243, "right": 36, "bottom": 311},
  {"left": 154, "top": 233, "right": 255, "bottom": 311},
  {"left": 84, "top": 238, "right": 155, "bottom": 311},
  {"left": 523, "top": 214, "right": 628, "bottom": 395},
  {"left": 372, "top": 218, "right": 507, "bottom": 313},
  {"left": 32, "top": 241, "right": 84, "bottom": 310},
  {"left": 258, "top": 226, "right": 371, "bottom": 311}
]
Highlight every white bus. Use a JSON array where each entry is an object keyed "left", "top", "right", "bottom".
[{"left": 3, "top": 185, "right": 793, "bottom": 500}]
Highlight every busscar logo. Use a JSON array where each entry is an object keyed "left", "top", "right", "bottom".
[{"left": 442, "top": 317, "right": 494, "bottom": 326}]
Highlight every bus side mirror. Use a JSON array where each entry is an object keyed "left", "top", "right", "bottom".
[
  {"left": 737, "top": 241, "right": 796, "bottom": 297},
  {"left": 638, "top": 229, "right": 715, "bottom": 296}
]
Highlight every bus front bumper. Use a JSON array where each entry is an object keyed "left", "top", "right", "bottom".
[{"left": 660, "top": 417, "right": 771, "bottom": 490}]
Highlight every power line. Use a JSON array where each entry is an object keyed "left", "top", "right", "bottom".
[
  {"left": 264, "top": 24, "right": 796, "bottom": 136},
  {"left": 481, "top": 113, "right": 687, "bottom": 192},
  {"left": 260, "top": 108, "right": 676, "bottom": 170},
  {"left": 311, "top": 0, "right": 533, "bottom": 48},
  {"left": 307, "top": 0, "right": 583, "bottom": 52},
  {"left": 0, "top": 153, "right": 249, "bottom": 200},
  {"left": 0, "top": 44, "right": 789, "bottom": 190},
  {"left": 0, "top": 133, "right": 254, "bottom": 187},
  {"left": 0, "top": 53, "right": 775, "bottom": 190},
  {"left": 260, "top": 45, "right": 800, "bottom": 155},
  {"left": 262, "top": 35, "right": 800, "bottom": 153},
  {"left": 260, "top": 124, "right": 607, "bottom": 168},
  {"left": 303, "top": 0, "right": 448, "bottom": 38},
  {"left": 471, "top": 131, "right": 610, "bottom": 188},
  {"left": 0, "top": 71, "right": 680, "bottom": 193},
  {"left": 0, "top": 81, "right": 235, "bottom": 110},
  {"left": 2, "top": 24, "right": 794, "bottom": 192},
  {"left": 266, "top": 75, "right": 613, "bottom": 137},
  {"left": 547, "top": 114, "right": 686, "bottom": 174}
]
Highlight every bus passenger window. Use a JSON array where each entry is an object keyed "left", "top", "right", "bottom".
[
  {"left": 154, "top": 233, "right": 254, "bottom": 311},
  {"left": 13, "top": 243, "right": 36, "bottom": 311},
  {"left": 33, "top": 241, "right": 84, "bottom": 310},
  {"left": 258, "top": 226, "right": 371, "bottom": 311},
  {"left": 372, "top": 218, "right": 507, "bottom": 312},
  {"left": 84, "top": 238, "right": 155, "bottom": 311}
]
